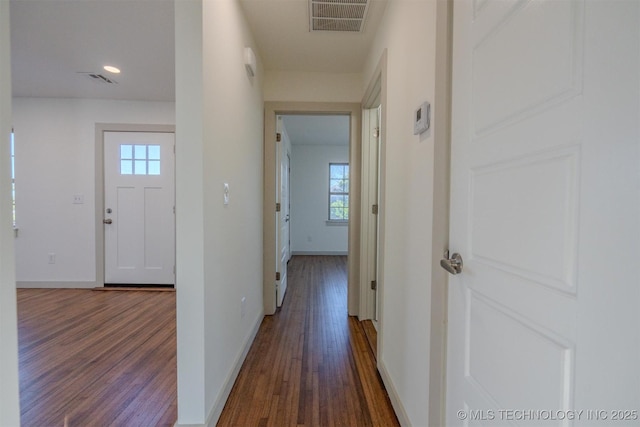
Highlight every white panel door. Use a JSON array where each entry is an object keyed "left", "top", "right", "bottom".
[
  {"left": 276, "top": 120, "right": 289, "bottom": 307},
  {"left": 447, "top": 1, "right": 639, "bottom": 425},
  {"left": 286, "top": 153, "right": 291, "bottom": 263},
  {"left": 360, "top": 106, "right": 381, "bottom": 322},
  {"left": 104, "top": 131, "right": 175, "bottom": 285}
]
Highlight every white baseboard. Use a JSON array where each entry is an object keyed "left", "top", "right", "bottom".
[
  {"left": 17, "top": 281, "right": 97, "bottom": 289},
  {"left": 206, "top": 309, "right": 264, "bottom": 426},
  {"left": 378, "top": 358, "right": 411, "bottom": 426},
  {"left": 173, "top": 310, "right": 264, "bottom": 427},
  {"left": 290, "top": 251, "right": 348, "bottom": 256}
]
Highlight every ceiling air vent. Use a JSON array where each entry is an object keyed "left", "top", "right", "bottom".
[
  {"left": 309, "top": 0, "right": 370, "bottom": 32},
  {"left": 77, "top": 72, "right": 118, "bottom": 84}
]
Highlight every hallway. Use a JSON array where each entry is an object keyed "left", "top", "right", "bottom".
[{"left": 218, "top": 256, "right": 398, "bottom": 426}]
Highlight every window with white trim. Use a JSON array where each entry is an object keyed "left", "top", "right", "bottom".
[{"left": 329, "top": 163, "right": 349, "bottom": 221}]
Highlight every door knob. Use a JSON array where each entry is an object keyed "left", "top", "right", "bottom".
[
  {"left": 103, "top": 219, "right": 113, "bottom": 224},
  {"left": 440, "top": 251, "right": 463, "bottom": 275}
]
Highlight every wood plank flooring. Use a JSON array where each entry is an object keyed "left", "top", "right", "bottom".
[
  {"left": 217, "top": 255, "right": 399, "bottom": 427},
  {"left": 361, "top": 320, "right": 378, "bottom": 360},
  {"left": 17, "top": 256, "right": 396, "bottom": 427},
  {"left": 17, "top": 288, "right": 177, "bottom": 427}
]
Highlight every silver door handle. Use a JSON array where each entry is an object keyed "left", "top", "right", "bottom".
[
  {"left": 440, "top": 251, "right": 463, "bottom": 275},
  {"left": 103, "top": 219, "right": 113, "bottom": 224}
]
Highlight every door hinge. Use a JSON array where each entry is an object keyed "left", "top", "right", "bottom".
[
  {"left": 276, "top": 272, "right": 281, "bottom": 281},
  {"left": 276, "top": 203, "right": 281, "bottom": 212},
  {"left": 372, "top": 204, "right": 378, "bottom": 215},
  {"left": 173, "top": 206, "right": 176, "bottom": 214},
  {"left": 276, "top": 133, "right": 282, "bottom": 142},
  {"left": 373, "top": 127, "right": 380, "bottom": 138},
  {"left": 370, "top": 280, "right": 377, "bottom": 290},
  {"left": 173, "top": 265, "right": 176, "bottom": 275}
]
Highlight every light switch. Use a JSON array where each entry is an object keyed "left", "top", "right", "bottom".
[
  {"left": 413, "top": 101, "right": 430, "bottom": 135},
  {"left": 223, "top": 183, "right": 230, "bottom": 205}
]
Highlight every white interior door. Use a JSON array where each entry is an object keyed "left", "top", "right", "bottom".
[
  {"left": 446, "top": 1, "right": 639, "bottom": 425},
  {"left": 360, "top": 106, "right": 381, "bottom": 322},
  {"left": 104, "top": 131, "right": 175, "bottom": 285},
  {"left": 286, "top": 153, "right": 291, "bottom": 263},
  {"left": 276, "top": 119, "right": 289, "bottom": 307}
]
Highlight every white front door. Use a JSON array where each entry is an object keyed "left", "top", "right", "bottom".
[
  {"left": 447, "top": 1, "right": 639, "bottom": 425},
  {"left": 276, "top": 120, "right": 290, "bottom": 307},
  {"left": 104, "top": 131, "right": 175, "bottom": 285}
]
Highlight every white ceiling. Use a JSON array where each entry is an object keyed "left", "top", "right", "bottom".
[
  {"left": 239, "top": 0, "right": 388, "bottom": 73},
  {"left": 282, "top": 115, "right": 349, "bottom": 146},
  {"left": 10, "top": 0, "right": 175, "bottom": 102},
  {"left": 10, "top": 0, "right": 387, "bottom": 101}
]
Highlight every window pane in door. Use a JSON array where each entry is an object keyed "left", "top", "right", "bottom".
[
  {"left": 120, "top": 145, "right": 133, "bottom": 159},
  {"left": 134, "top": 160, "right": 147, "bottom": 175},
  {"left": 134, "top": 145, "right": 147, "bottom": 160},
  {"left": 121, "top": 160, "right": 133, "bottom": 175},
  {"left": 148, "top": 160, "right": 160, "bottom": 175},
  {"left": 148, "top": 145, "right": 161, "bottom": 160}
]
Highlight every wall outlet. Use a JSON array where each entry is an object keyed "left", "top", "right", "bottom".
[
  {"left": 73, "top": 194, "right": 84, "bottom": 204},
  {"left": 307, "top": 235, "right": 312, "bottom": 242},
  {"left": 241, "top": 297, "right": 246, "bottom": 318},
  {"left": 48, "top": 253, "right": 56, "bottom": 264}
]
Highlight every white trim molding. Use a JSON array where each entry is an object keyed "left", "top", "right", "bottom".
[
  {"left": 291, "top": 251, "right": 348, "bottom": 256},
  {"left": 173, "top": 310, "right": 264, "bottom": 427},
  {"left": 17, "top": 281, "right": 97, "bottom": 289}
]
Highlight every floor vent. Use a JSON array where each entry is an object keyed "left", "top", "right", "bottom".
[{"left": 309, "top": 0, "right": 370, "bottom": 32}]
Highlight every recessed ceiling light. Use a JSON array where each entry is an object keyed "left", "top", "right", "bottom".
[{"left": 103, "top": 65, "right": 121, "bottom": 74}]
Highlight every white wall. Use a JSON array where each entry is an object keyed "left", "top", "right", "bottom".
[
  {"left": 175, "top": 0, "right": 265, "bottom": 425},
  {"left": 290, "top": 144, "right": 349, "bottom": 254},
  {"left": 264, "top": 71, "right": 362, "bottom": 103},
  {"left": 0, "top": 0, "right": 21, "bottom": 423},
  {"left": 12, "top": 97, "right": 175, "bottom": 285},
  {"left": 362, "top": 1, "right": 439, "bottom": 425},
  {"left": 175, "top": 0, "right": 206, "bottom": 422}
]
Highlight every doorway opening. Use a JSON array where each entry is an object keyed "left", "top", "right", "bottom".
[
  {"left": 263, "top": 102, "right": 362, "bottom": 316},
  {"left": 359, "top": 51, "right": 387, "bottom": 362},
  {"left": 276, "top": 114, "right": 350, "bottom": 308}
]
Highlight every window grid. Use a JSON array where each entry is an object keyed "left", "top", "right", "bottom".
[
  {"left": 120, "top": 144, "right": 161, "bottom": 176},
  {"left": 329, "top": 163, "right": 349, "bottom": 221}
]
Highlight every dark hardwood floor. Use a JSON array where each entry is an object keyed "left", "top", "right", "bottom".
[
  {"left": 17, "top": 256, "right": 396, "bottom": 427},
  {"left": 17, "top": 288, "right": 177, "bottom": 427},
  {"left": 217, "top": 255, "right": 399, "bottom": 427},
  {"left": 361, "top": 320, "right": 378, "bottom": 360}
]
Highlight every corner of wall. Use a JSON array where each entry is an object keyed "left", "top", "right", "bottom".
[
  {"left": 204, "top": 309, "right": 264, "bottom": 427},
  {"left": 378, "top": 358, "right": 411, "bottom": 426},
  {"left": 0, "top": 0, "right": 22, "bottom": 424}
]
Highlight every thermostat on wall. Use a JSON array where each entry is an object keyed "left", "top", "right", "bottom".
[{"left": 414, "top": 101, "right": 430, "bottom": 135}]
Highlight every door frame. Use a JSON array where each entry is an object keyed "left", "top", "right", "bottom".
[
  {"left": 94, "top": 123, "right": 176, "bottom": 287},
  {"left": 429, "top": 0, "right": 453, "bottom": 425},
  {"left": 263, "top": 102, "right": 361, "bottom": 316}
]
